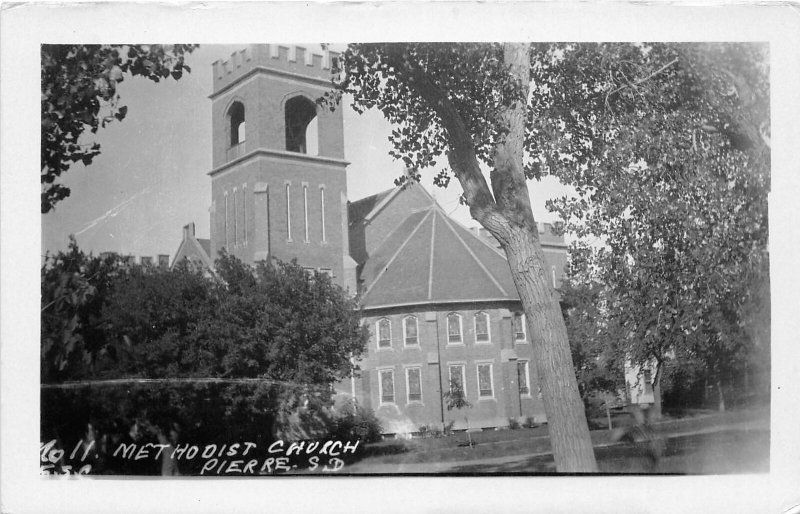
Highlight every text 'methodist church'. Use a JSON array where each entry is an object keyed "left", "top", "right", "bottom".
[{"left": 173, "top": 45, "right": 568, "bottom": 435}]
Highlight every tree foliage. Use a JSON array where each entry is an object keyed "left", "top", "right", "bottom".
[
  {"left": 536, "top": 43, "right": 770, "bottom": 406},
  {"left": 41, "top": 245, "right": 369, "bottom": 468},
  {"left": 330, "top": 43, "right": 597, "bottom": 471},
  {"left": 41, "top": 44, "right": 197, "bottom": 213}
]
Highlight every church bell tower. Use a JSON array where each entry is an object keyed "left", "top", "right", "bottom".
[{"left": 208, "top": 44, "right": 356, "bottom": 289}]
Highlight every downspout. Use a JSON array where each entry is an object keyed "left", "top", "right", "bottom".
[{"left": 435, "top": 312, "right": 445, "bottom": 429}]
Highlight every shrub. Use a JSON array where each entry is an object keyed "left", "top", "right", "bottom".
[
  {"left": 507, "top": 418, "right": 521, "bottom": 430},
  {"left": 331, "top": 401, "right": 382, "bottom": 444},
  {"left": 522, "top": 416, "right": 538, "bottom": 429}
]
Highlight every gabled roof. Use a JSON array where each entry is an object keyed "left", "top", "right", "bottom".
[
  {"left": 348, "top": 187, "right": 397, "bottom": 227},
  {"left": 358, "top": 203, "right": 521, "bottom": 309},
  {"left": 171, "top": 223, "right": 215, "bottom": 272}
]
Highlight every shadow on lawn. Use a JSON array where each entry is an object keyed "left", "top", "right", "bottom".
[{"left": 448, "top": 429, "right": 769, "bottom": 474}]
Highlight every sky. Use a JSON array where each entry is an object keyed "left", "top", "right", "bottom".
[{"left": 41, "top": 44, "right": 570, "bottom": 261}]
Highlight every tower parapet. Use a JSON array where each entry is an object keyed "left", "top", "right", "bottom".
[{"left": 211, "top": 44, "right": 340, "bottom": 96}]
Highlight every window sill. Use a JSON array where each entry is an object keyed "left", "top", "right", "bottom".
[
  {"left": 446, "top": 341, "right": 465, "bottom": 346},
  {"left": 406, "top": 401, "right": 424, "bottom": 406},
  {"left": 475, "top": 340, "right": 492, "bottom": 345},
  {"left": 403, "top": 344, "right": 420, "bottom": 349},
  {"left": 478, "top": 396, "right": 497, "bottom": 402}
]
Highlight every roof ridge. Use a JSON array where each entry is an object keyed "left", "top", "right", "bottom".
[
  {"left": 361, "top": 209, "right": 434, "bottom": 300},
  {"left": 436, "top": 210, "right": 508, "bottom": 297}
]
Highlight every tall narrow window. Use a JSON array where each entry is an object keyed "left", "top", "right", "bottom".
[
  {"left": 242, "top": 184, "right": 247, "bottom": 244},
  {"left": 474, "top": 312, "right": 490, "bottom": 342},
  {"left": 285, "top": 96, "right": 317, "bottom": 153},
  {"left": 512, "top": 312, "right": 526, "bottom": 342},
  {"left": 303, "top": 185, "right": 309, "bottom": 242},
  {"left": 517, "top": 360, "right": 530, "bottom": 396},
  {"left": 448, "top": 365, "right": 465, "bottom": 396},
  {"left": 228, "top": 102, "right": 245, "bottom": 146},
  {"left": 406, "top": 367, "right": 422, "bottom": 403},
  {"left": 232, "top": 188, "right": 238, "bottom": 246},
  {"left": 224, "top": 192, "right": 229, "bottom": 249},
  {"left": 379, "top": 369, "right": 395, "bottom": 404},
  {"left": 477, "top": 363, "right": 494, "bottom": 398},
  {"left": 377, "top": 318, "right": 391, "bottom": 349},
  {"left": 403, "top": 316, "right": 418, "bottom": 346},
  {"left": 552, "top": 266, "right": 557, "bottom": 288},
  {"left": 285, "top": 183, "right": 292, "bottom": 241},
  {"left": 319, "top": 187, "right": 326, "bottom": 242},
  {"left": 447, "top": 313, "right": 462, "bottom": 343}
]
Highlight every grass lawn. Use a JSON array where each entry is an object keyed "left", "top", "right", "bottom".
[{"left": 344, "top": 405, "right": 769, "bottom": 474}]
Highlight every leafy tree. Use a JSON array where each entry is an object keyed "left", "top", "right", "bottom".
[
  {"left": 329, "top": 42, "right": 597, "bottom": 472},
  {"left": 443, "top": 379, "right": 474, "bottom": 448},
  {"left": 41, "top": 246, "right": 369, "bottom": 472},
  {"left": 559, "top": 280, "right": 624, "bottom": 404},
  {"left": 41, "top": 44, "right": 197, "bottom": 213},
  {"left": 534, "top": 43, "right": 769, "bottom": 414}
]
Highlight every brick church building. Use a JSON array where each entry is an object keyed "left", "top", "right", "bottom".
[{"left": 173, "top": 44, "right": 568, "bottom": 435}]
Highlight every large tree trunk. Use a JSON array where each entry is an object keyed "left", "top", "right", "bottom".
[
  {"left": 504, "top": 226, "right": 598, "bottom": 472},
  {"left": 401, "top": 42, "right": 597, "bottom": 472}
]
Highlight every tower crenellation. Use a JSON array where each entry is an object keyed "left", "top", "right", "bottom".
[{"left": 212, "top": 44, "right": 340, "bottom": 95}]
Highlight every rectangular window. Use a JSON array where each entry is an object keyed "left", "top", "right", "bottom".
[
  {"left": 475, "top": 312, "right": 490, "bottom": 342},
  {"left": 447, "top": 314, "right": 462, "bottom": 343},
  {"left": 285, "top": 183, "right": 292, "bottom": 241},
  {"left": 517, "top": 360, "right": 530, "bottom": 396},
  {"left": 233, "top": 189, "right": 238, "bottom": 246},
  {"left": 377, "top": 319, "right": 391, "bottom": 349},
  {"left": 320, "top": 188, "right": 326, "bottom": 242},
  {"left": 404, "top": 316, "right": 418, "bottom": 346},
  {"left": 513, "top": 312, "right": 526, "bottom": 342},
  {"left": 243, "top": 185, "right": 247, "bottom": 244},
  {"left": 224, "top": 192, "right": 229, "bottom": 249},
  {"left": 379, "top": 369, "right": 395, "bottom": 404},
  {"left": 303, "top": 185, "right": 309, "bottom": 242},
  {"left": 477, "top": 363, "right": 494, "bottom": 398},
  {"left": 448, "top": 365, "right": 465, "bottom": 396},
  {"left": 406, "top": 367, "right": 422, "bottom": 403}
]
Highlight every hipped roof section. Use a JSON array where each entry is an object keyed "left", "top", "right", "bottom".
[{"left": 358, "top": 196, "right": 521, "bottom": 310}]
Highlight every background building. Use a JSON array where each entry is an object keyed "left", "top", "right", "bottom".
[{"left": 175, "top": 44, "right": 569, "bottom": 435}]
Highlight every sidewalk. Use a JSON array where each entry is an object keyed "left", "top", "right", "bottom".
[{"left": 344, "top": 412, "right": 769, "bottom": 474}]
